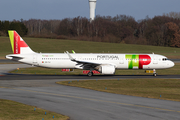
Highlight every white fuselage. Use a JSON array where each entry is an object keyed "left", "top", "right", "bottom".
[{"left": 6, "top": 53, "right": 174, "bottom": 70}]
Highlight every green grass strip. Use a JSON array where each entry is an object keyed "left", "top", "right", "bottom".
[
  {"left": 57, "top": 79, "right": 180, "bottom": 101},
  {"left": 1, "top": 36, "right": 180, "bottom": 59},
  {"left": 0, "top": 99, "right": 69, "bottom": 120}
]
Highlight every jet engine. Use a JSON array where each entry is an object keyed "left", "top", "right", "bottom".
[{"left": 96, "top": 65, "right": 115, "bottom": 75}]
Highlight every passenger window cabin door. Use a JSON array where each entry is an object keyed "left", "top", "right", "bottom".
[
  {"left": 153, "top": 57, "right": 158, "bottom": 64},
  {"left": 120, "top": 57, "right": 124, "bottom": 64},
  {"left": 33, "top": 55, "right": 38, "bottom": 65}
]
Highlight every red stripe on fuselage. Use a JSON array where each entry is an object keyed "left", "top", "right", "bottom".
[{"left": 139, "top": 55, "right": 151, "bottom": 69}]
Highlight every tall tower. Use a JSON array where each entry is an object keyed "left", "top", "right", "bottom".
[{"left": 89, "top": 0, "right": 97, "bottom": 22}]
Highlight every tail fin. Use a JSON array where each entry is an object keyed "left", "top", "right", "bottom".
[{"left": 8, "top": 30, "right": 34, "bottom": 54}]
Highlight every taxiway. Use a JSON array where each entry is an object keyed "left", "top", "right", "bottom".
[{"left": 0, "top": 63, "right": 180, "bottom": 120}]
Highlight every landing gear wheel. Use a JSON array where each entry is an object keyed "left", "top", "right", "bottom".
[
  {"left": 87, "top": 72, "right": 93, "bottom": 77},
  {"left": 153, "top": 73, "right": 157, "bottom": 77},
  {"left": 153, "top": 69, "right": 157, "bottom": 77}
]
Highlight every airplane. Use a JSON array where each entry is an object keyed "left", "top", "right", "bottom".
[{"left": 6, "top": 30, "right": 174, "bottom": 77}]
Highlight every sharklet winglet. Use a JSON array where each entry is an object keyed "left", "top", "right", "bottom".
[{"left": 66, "top": 51, "right": 75, "bottom": 61}]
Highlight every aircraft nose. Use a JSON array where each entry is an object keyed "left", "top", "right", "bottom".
[{"left": 169, "top": 61, "right": 175, "bottom": 68}]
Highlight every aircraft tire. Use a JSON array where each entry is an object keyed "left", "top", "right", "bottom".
[
  {"left": 87, "top": 72, "right": 93, "bottom": 77},
  {"left": 153, "top": 73, "right": 157, "bottom": 77}
]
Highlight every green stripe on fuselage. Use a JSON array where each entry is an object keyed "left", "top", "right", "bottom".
[{"left": 126, "top": 55, "right": 139, "bottom": 69}]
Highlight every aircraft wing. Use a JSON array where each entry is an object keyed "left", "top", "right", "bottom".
[{"left": 66, "top": 51, "right": 101, "bottom": 69}]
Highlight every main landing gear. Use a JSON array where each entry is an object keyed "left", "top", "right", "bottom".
[
  {"left": 153, "top": 69, "right": 157, "bottom": 77},
  {"left": 87, "top": 68, "right": 94, "bottom": 77},
  {"left": 87, "top": 71, "right": 93, "bottom": 77}
]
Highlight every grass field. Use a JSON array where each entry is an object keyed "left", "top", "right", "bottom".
[
  {"left": 1, "top": 36, "right": 180, "bottom": 59},
  {"left": 10, "top": 63, "right": 180, "bottom": 75},
  {"left": 0, "top": 99, "right": 69, "bottom": 120},
  {"left": 57, "top": 79, "right": 180, "bottom": 101}
]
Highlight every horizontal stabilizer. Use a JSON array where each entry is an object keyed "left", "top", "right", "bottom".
[{"left": 6, "top": 54, "right": 24, "bottom": 60}]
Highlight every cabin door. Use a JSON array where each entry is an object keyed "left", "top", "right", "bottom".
[
  {"left": 120, "top": 57, "right": 124, "bottom": 64},
  {"left": 33, "top": 55, "right": 38, "bottom": 65}
]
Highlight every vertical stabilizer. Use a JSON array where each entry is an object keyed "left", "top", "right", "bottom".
[{"left": 8, "top": 31, "right": 34, "bottom": 54}]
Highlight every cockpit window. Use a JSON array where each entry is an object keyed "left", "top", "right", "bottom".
[{"left": 162, "top": 58, "right": 168, "bottom": 61}]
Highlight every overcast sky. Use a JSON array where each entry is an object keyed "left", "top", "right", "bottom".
[{"left": 0, "top": 0, "right": 180, "bottom": 21}]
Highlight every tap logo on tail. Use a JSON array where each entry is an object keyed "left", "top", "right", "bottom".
[{"left": 8, "top": 31, "right": 29, "bottom": 54}]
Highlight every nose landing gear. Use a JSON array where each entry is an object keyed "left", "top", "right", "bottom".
[{"left": 153, "top": 69, "right": 157, "bottom": 77}]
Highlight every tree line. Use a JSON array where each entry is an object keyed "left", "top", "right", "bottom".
[
  {"left": 0, "top": 12, "right": 180, "bottom": 47},
  {"left": 0, "top": 20, "right": 28, "bottom": 36}
]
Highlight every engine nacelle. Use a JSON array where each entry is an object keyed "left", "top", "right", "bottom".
[{"left": 96, "top": 65, "right": 115, "bottom": 75}]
